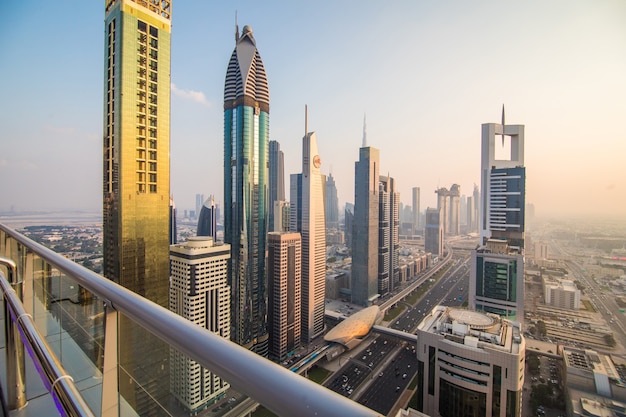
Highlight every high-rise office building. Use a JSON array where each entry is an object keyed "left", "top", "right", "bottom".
[
  {"left": 269, "top": 140, "right": 285, "bottom": 232},
  {"left": 466, "top": 195, "right": 474, "bottom": 233},
  {"left": 169, "top": 237, "right": 230, "bottom": 412},
  {"left": 424, "top": 207, "right": 443, "bottom": 257},
  {"left": 378, "top": 175, "right": 400, "bottom": 294},
  {"left": 103, "top": 2, "right": 172, "bottom": 413},
  {"left": 195, "top": 193, "right": 204, "bottom": 220},
  {"left": 325, "top": 173, "right": 339, "bottom": 230},
  {"left": 344, "top": 203, "right": 354, "bottom": 246},
  {"left": 473, "top": 184, "right": 480, "bottom": 233},
  {"left": 435, "top": 187, "right": 449, "bottom": 235},
  {"left": 223, "top": 24, "right": 270, "bottom": 355},
  {"left": 448, "top": 184, "right": 461, "bottom": 235},
  {"left": 290, "top": 123, "right": 326, "bottom": 344},
  {"left": 197, "top": 195, "right": 217, "bottom": 241},
  {"left": 103, "top": 0, "right": 171, "bottom": 305},
  {"left": 470, "top": 110, "right": 526, "bottom": 320},
  {"left": 415, "top": 306, "right": 525, "bottom": 417},
  {"left": 267, "top": 232, "right": 301, "bottom": 361},
  {"left": 170, "top": 196, "right": 177, "bottom": 245},
  {"left": 412, "top": 186, "right": 420, "bottom": 233},
  {"left": 351, "top": 146, "right": 380, "bottom": 306}
]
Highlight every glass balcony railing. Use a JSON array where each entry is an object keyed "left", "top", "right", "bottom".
[{"left": 0, "top": 223, "right": 381, "bottom": 417}]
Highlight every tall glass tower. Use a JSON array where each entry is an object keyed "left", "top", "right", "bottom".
[
  {"left": 103, "top": 1, "right": 172, "bottom": 414},
  {"left": 103, "top": 0, "right": 171, "bottom": 306},
  {"left": 224, "top": 25, "right": 270, "bottom": 355}
]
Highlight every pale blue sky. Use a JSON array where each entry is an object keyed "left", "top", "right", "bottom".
[{"left": 1, "top": 1, "right": 625, "bottom": 219}]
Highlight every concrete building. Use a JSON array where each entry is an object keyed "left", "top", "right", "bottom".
[
  {"left": 325, "top": 173, "right": 339, "bottom": 230},
  {"left": 412, "top": 187, "right": 420, "bottom": 233},
  {"left": 269, "top": 140, "right": 285, "bottom": 232},
  {"left": 424, "top": 207, "right": 443, "bottom": 257},
  {"left": 290, "top": 124, "right": 326, "bottom": 344},
  {"left": 169, "top": 237, "right": 231, "bottom": 412},
  {"left": 544, "top": 278, "right": 581, "bottom": 310},
  {"left": 415, "top": 306, "right": 525, "bottom": 417},
  {"left": 470, "top": 110, "right": 526, "bottom": 321},
  {"left": 223, "top": 24, "right": 270, "bottom": 355},
  {"left": 378, "top": 175, "right": 400, "bottom": 294},
  {"left": 563, "top": 347, "right": 626, "bottom": 416},
  {"left": 448, "top": 184, "right": 461, "bottom": 235},
  {"left": 351, "top": 145, "right": 380, "bottom": 306},
  {"left": 435, "top": 187, "right": 449, "bottom": 235},
  {"left": 267, "top": 232, "right": 301, "bottom": 361}
]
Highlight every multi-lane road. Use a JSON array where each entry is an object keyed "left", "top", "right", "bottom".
[{"left": 321, "top": 247, "right": 472, "bottom": 415}]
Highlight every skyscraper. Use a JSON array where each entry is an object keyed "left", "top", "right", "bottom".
[
  {"left": 473, "top": 184, "right": 480, "bottom": 233},
  {"left": 424, "top": 207, "right": 443, "bottom": 257},
  {"left": 195, "top": 193, "right": 205, "bottom": 220},
  {"left": 170, "top": 196, "right": 177, "bottom": 245},
  {"left": 412, "top": 186, "right": 420, "bottom": 233},
  {"left": 103, "top": 1, "right": 172, "bottom": 413},
  {"left": 351, "top": 145, "right": 380, "bottom": 306},
  {"left": 378, "top": 175, "right": 400, "bottom": 294},
  {"left": 197, "top": 195, "right": 217, "bottom": 241},
  {"left": 470, "top": 109, "right": 526, "bottom": 320},
  {"left": 103, "top": 0, "right": 171, "bottom": 306},
  {"left": 290, "top": 120, "right": 326, "bottom": 344},
  {"left": 223, "top": 24, "right": 270, "bottom": 355},
  {"left": 269, "top": 140, "right": 285, "bottom": 232},
  {"left": 435, "top": 187, "right": 449, "bottom": 235},
  {"left": 325, "top": 173, "right": 339, "bottom": 230},
  {"left": 267, "top": 232, "right": 301, "bottom": 361},
  {"left": 448, "top": 184, "right": 461, "bottom": 235},
  {"left": 169, "top": 237, "right": 231, "bottom": 412}
]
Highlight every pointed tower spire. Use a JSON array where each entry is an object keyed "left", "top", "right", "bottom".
[
  {"left": 362, "top": 113, "right": 367, "bottom": 147},
  {"left": 235, "top": 11, "right": 239, "bottom": 41},
  {"left": 305, "top": 104, "right": 308, "bottom": 136}
]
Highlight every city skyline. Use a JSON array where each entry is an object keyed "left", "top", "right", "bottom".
[{"left": 2, "top": 1, "right": 626, "bottom": 220}]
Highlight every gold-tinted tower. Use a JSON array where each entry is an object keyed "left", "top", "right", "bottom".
[{"left": 103, "top": 0, "right": 171, "bottom": 307}]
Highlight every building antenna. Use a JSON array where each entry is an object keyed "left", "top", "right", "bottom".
[
  {"left": 501, "top": 104, "right": 506, "bottom": 146},
  {"left": 362, "top": 113, "right": 367, "bottom": 147},
  {"left": 235, "top": 11, "right": 239, "bottom": 41},
  {"left": 305, "top": 104, "right": 308, "bottom": 137}
]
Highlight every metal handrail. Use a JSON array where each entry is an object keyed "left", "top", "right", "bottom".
[
  {"left": 0, "top": 223, "right": 381, "bottom": 417},
  {"left": 0, "top": 270, "right": 95, "bottom": 417}
]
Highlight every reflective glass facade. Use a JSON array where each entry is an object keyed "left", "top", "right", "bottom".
[{"left": 223, "top": 26, "right": 270, "bottom": 355}]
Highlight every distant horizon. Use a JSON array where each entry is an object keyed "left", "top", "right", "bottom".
[{"left": 2, "top": 1, "right": 625, "bottom": 221}]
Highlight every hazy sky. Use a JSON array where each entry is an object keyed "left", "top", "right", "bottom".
[{"left": 1, "top": 1, "right": 625, "bottom": 220}]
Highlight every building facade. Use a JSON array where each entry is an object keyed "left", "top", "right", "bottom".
[
  {"left": 415, "top": 306, "right": 525, "bottom": 417},
  {"left": 103, "top": 2, "right": 172, "bottom": 413},
  {"left": 223, "top": 25, "right": 270, "bottom": 355},
  {"left": 470, "top": 113, "right": 526, "bottom": 321},
  {"left": 169, "top": 237, "right": 231, "bottom": 411},
  {"left": 378, "top": 175, "right": 400, "bottom": 294},
  {"left": 269, "top": 140, "right": 285, "bottom": 232},
  {"left": 290, "top": 131, "right": 326, "bottom": 343},
  {"left": 325, "top": 173, "right": 339, "bottom": 230},
  {"left": 267, "top": 232, "right": 301, "bottom": 361},
  {"left": 103, "top": 0, "right": 171, "bottom": 306},
  {"left": 424, "top": 207, "right": 443, "bottom": 257},
  {"left": 197, "top": 195, "right": 217, "bottom": 241},
  {"left": 351, "top": 146, "right": 380, "bottom": 306},
  {"left": 412, "top": 186, "right": 420, "bottom": 233}
]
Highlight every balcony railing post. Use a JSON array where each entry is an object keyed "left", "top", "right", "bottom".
[
  {"left": 101, "top": 301, "right": 119, "bottom": 417},
  {"left": 0, "top": 256, "right": 27, "bottom": 410}
]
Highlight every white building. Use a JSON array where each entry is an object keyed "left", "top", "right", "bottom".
[
  {"left": 544, "top": 278, "right": 581, "bottom": 310},
  {"left": 415, "top": 306, "right": 525, "bottom": 417},
  {"left": 290, "top": 127, "right": 326, "bottom": 343},
  {"left": 169, "top": 237, "right": 230, "bottom": 411}
]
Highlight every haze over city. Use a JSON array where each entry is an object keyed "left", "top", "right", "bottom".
[{"left": 1, "top": 1, "right": 625, "bottom": 220}]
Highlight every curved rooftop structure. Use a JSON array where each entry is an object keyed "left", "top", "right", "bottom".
[
  {"left": 324, "top": 306, "right": 382, "bottom": 348},
  {"left": 224, "top": 24, "right": 270, "bottom": 113},
  {"left": 447, "top": 308, "right": 495, "bottom": 330}
]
